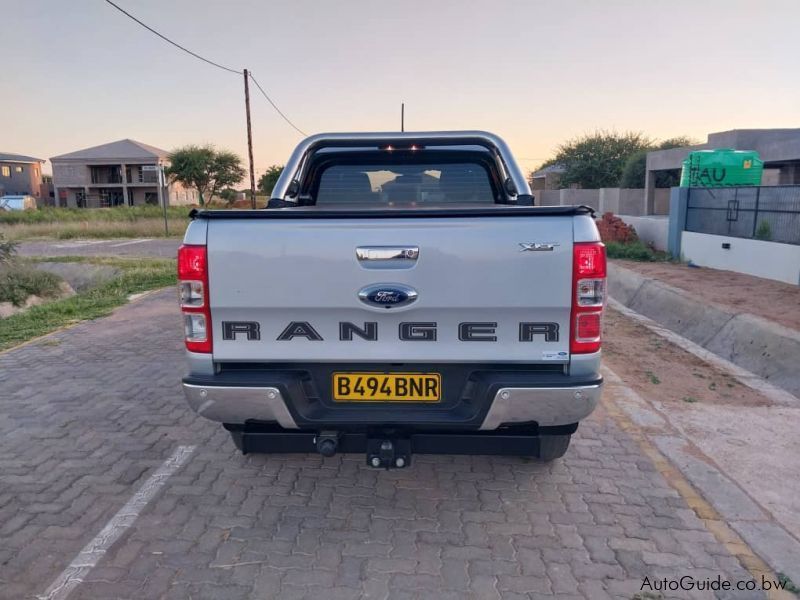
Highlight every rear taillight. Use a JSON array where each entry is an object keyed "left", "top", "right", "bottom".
[
  {"left": 570, "top": 242, "right": 606, "bottom": 354},
  {"left": 178, "top": 244, "right": 211, "bottom": 353}
]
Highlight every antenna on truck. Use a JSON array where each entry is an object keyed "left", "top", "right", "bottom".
[{"left": 401, "top": 103, "right": 405, "bottom": 132}]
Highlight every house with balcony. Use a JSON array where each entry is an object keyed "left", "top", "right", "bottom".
[
  {"left": 0, "top": 152, "right": 45, "bottom": 200},
  {"left": 50, "top": 139, "right": 198, "bottom": 208}
]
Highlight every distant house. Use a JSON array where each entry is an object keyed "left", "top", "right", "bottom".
[
  {"left": 529, "top": 163, "right": 565, "bottom": 191},
  {"left": 50, "top": 139, "right": 198, "bottom": 208},
  {"left": 0, "top": 152, "right": 45, "bottom": 199}
]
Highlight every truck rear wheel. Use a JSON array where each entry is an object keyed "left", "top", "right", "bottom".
[{"left": 537, "top": 434, "right": 571, "bottom": 462}]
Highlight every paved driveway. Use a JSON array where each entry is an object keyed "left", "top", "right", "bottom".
[
  {"left": 0, "top": 291, "right": 766, "bottom": 599},
  {"left": 16, "top": 238, "right": 181, "bottom": 259}
]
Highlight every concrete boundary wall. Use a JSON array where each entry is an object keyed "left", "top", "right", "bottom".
[
  {"left": 682, "top": 231, "right": 800, "bottom": 285},
  {"left": 608, "top": 263, "right": 800, "bottom": 398},
  {"left": 534, "top": 188, "right": 670, "bottom": 216}
]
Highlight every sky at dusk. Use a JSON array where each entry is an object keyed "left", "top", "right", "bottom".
[{"left": 3, "top": 0, "right": 799, "bottom": 178}]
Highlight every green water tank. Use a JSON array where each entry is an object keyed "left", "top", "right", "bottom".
[{"left": 680, "top": 149, "right": 763, "bottom": 187}]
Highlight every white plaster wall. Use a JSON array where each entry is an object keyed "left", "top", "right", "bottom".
[
  {"left": 620, "top": 216, "right": 669, "bottom": 251},
  {"left": 682, "top": 231, "right": 800, "bottom": 285}
]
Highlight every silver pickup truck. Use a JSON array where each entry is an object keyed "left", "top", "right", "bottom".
[{"left": 179, "top": 131, "right": 605, "bottom": 468}]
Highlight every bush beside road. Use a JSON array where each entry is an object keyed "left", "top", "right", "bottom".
[
  {"left": 0, "top": 256, "right": 176, "bottom": 351},
  {"left": 0, "top": 263, "right": 64, "bottom": 307}
]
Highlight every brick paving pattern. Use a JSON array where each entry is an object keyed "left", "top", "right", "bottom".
[{"left": 0, "top": 290, "right": 763, "bottom": 599}]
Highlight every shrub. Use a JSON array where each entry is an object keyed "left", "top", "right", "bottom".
[
  {"left": 605, "top": 241, "right": 661, "bottom": 261},
  {"left": 0, "top": 234, "right": 18, "bottom": 264},
  {"left": 0, "top": 265, "right": 63, "bottom": 306},
  {"left": 596, "top": 212, "right": 639, "bottom": 244},
  {"left": 754, "top": 220, "right": 772, "bottom": 241}
]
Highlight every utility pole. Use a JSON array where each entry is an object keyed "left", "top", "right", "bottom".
[
  {"left": 243, "top": 68, "right": 256, "bottom": 209},
  {"left": 401, "top": 102, "right": 404, "bottom": 132},
  {"left": 157, "top": 165, "right": 168, "bottom": 236}
]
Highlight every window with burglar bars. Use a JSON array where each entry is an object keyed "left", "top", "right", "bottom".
[{"left": 685, "top": 185, "right": 800, "bottom": 245}]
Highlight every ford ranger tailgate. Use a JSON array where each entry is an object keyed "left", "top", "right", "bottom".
[{"left": 206, "top": 211, "right": 573, "bottom": 364}]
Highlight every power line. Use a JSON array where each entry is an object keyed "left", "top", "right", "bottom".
[
  {"left": 103, "top": 0, "right": 308, "bottom": 137},
  {"left": 248, "top": 73, "right": 308, "bottom": 137},
  {"left": 103, "top": 0, "right": 242, "bottom": 75}
]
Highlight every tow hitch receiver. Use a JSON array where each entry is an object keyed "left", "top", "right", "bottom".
[{"left": 367, "top": 438, "right": 411, "bottom": 469}]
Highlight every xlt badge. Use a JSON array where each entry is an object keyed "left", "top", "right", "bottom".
[{"left": 519, "top": 242, "right": 559, "bottom": 252}]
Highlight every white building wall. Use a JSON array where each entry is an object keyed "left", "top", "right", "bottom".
[
  {"left": 681, "top": 231, "right": 800, "bottom": 285},
  {"left": 619, "top": 216, "right": 669, "bottom": 251}
]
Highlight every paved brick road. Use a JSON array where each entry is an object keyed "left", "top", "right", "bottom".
[{"left": 0, "top": 291, "right": 763, "bottom": 599}]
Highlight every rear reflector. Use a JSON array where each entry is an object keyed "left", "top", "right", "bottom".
[
  {"left": 571, "top": 242, "right": 606, "bottom": 354},
  {"left": 575, "top": 312, "right": 602, "bottom": 342},
  {"left": 178, "top": 244, "right": 212, "bottom": 353}
]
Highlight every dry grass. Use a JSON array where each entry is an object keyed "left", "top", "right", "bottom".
[{"left": 0, "top": 218, "right": 188, "bottom": 240}]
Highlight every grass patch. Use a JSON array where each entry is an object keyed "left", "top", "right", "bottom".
[
  {"left": 606, "top": 241, "right": 670, "bottom": 262},
  {"left": 0, "top": 206, "right": 196, "bottom": 240},
  {"left": 1, "top": 219, "right": 190, "bottom": 240},
  {"left": 645, "top": 370, "right": 661, "bottom": 385},
  {"left": 0, "top": 256, "right": 175, "bottom": 351},
  {"left": 777, "top": 572, "right": 800, "bottom": 595},
  {"left": 0, "top": 206, "right": 193, "bottom": 225},
  {"left": 0, "top": 264, "right": 63, "bottom": 306}
]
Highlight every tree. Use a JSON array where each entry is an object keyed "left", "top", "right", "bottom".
[
  {"left": 618, "top": 150, "right": 649, "bottom": 188},
  {"left": 619, "top": 136, "right": 695, "bottom": 189},
  {"left": 166, "top": 145, "right": 245, "bottom": 206},
  {"left": 553, "top": 131, "right": 652, "bottom": 189},
  {"left": 219, "top": 188, "right": 238, "bottom": 205},
  {"left": 258, "top": 165, "right": 284, "bottom": 196}
]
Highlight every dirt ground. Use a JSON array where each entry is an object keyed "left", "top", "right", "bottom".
[
  {"left": 613, "top": 259, "right": 800, "bottom": 331},
  {"left": 602, "top": 306, "right": 771, "bottom": 408}
]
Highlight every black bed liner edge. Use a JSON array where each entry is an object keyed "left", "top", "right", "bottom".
[{"left": 189, "top": 205, "right": 596, "bottom": 220}]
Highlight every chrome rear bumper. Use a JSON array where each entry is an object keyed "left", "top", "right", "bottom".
[
  {"left": 182, "top": 381, "right": 602, "bottom": 431},
  {"left": 183, "top": 384, "right": 299, "bottom": 429},
  {"left": 478, "top": 384, "right": 601, "bottom": 430}
]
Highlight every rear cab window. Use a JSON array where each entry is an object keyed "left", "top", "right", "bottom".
[{"left": 303, "top": 146, "right": 506, "bottom": 206}]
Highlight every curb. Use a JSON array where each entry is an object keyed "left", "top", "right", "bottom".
[
  {"left": 608, "top": 263, "right": 800, "bottom": 398},
  {"left": 604, "top": 366, "right": 800, "bottom": 592}
]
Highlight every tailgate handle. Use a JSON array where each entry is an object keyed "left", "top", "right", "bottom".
[{"left": 356, "top": 246, "right": 419, "bottom": 261}]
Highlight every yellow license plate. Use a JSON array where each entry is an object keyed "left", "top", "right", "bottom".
[{"left": 332, "top": 373, "right": 441, "bottom": 402}]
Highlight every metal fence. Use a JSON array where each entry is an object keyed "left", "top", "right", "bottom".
[{"left": 685, "top": 185, "right": 800, "bottom": 245}]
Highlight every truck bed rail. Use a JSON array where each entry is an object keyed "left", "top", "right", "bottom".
[{"left": 190, "top": 205, "right": 596, "bottom": 220}]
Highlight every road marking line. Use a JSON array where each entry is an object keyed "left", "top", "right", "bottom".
[
  {"left": 603, "top": 371, "right": 793, "bottom": 600},
  {"left": 37, "top": 445, "right": 196, "bottom": 600},
  {"left": 52, "top": 240, "right": 108, "bottom": 248},
  {"left": 110, "top": 239, "right": 152, "bottom": 247},
  {"left": 608, "top": 297, "right": 799, "bottom": 407}
]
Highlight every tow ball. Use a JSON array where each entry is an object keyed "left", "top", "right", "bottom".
[{"left": 367, "top": 438, "right": 411, "bottom": 469}]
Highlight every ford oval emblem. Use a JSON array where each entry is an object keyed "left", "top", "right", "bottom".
[{"left": 358, "top": 284, "right": 418, "bottom": 309}]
